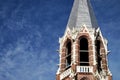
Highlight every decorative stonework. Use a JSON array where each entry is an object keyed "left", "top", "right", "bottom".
[
  {"left": 60, "top": 68, "right": 71, "bottom": 80},
  {"left": 77, "top": 66, "right": 93, "bottom": 73},
  {"left": 57, "top": 26, "right": 112, "bottom": 80}
]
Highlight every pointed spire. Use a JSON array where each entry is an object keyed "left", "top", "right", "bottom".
[{"left": 67, "top": 0, "right": 98, "bottom": 29}]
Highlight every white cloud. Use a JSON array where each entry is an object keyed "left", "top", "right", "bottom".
[{"left": 0, "top": 30, "right": 58, "bottom": 80}]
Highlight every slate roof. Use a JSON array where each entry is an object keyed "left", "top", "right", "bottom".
[{"left": 66, "top": 0, "right": 98, "bottom": 29}]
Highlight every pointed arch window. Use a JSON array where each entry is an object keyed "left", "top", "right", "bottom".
[
  {"left": 80, "top": 38, "right": 89, "bottom": 66},
  {"left": 66, "top": 41, "right": 71, "bottom": 67}
]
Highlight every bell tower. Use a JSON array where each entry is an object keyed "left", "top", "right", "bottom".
[{"left": 56, "top": 0, "right": 112, "bottom": 80}]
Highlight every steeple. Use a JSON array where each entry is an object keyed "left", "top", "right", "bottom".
[
  {"left": 56, "top": 0, "right": 112, "bottom": 80},
  {"left": 67, "top": 0, "right": 98, "bottom": 29}
]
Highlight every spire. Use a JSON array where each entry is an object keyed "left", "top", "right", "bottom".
[{"left": 67, "top": 0, "right": 98, "bottom": 29}]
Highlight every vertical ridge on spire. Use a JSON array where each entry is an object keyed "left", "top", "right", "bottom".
[{"left": 67, "top": 0, "right": 98, "bottom": 29}]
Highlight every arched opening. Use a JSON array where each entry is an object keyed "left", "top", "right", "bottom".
[
  {"left": 66, "top": 41, "right": 71, "bottom": 67},
  {"left": 80, "top": 77, "right": 89, "bottom": 80},
  {"left": 96, "top": 40, "right": 102, "bottom": 72},
  {"left": 80, "top": 38, "right": 89, "bottom": 66}
]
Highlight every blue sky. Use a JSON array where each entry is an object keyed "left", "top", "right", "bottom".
[{"left": 0, "top": 0, "right": 120, "bottom": 80}]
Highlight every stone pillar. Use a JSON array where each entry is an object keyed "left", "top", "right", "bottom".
[{"left": 60, "top": 47, "right": 66, "bottom": 72}]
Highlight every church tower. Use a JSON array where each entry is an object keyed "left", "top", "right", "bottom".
[{"left": 56, "top": 0, "right": 112, "bottom": 80}]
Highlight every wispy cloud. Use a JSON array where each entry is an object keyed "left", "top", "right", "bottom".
[{"left": 0, "top": 31, "right": 57, "bottom": 80}]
